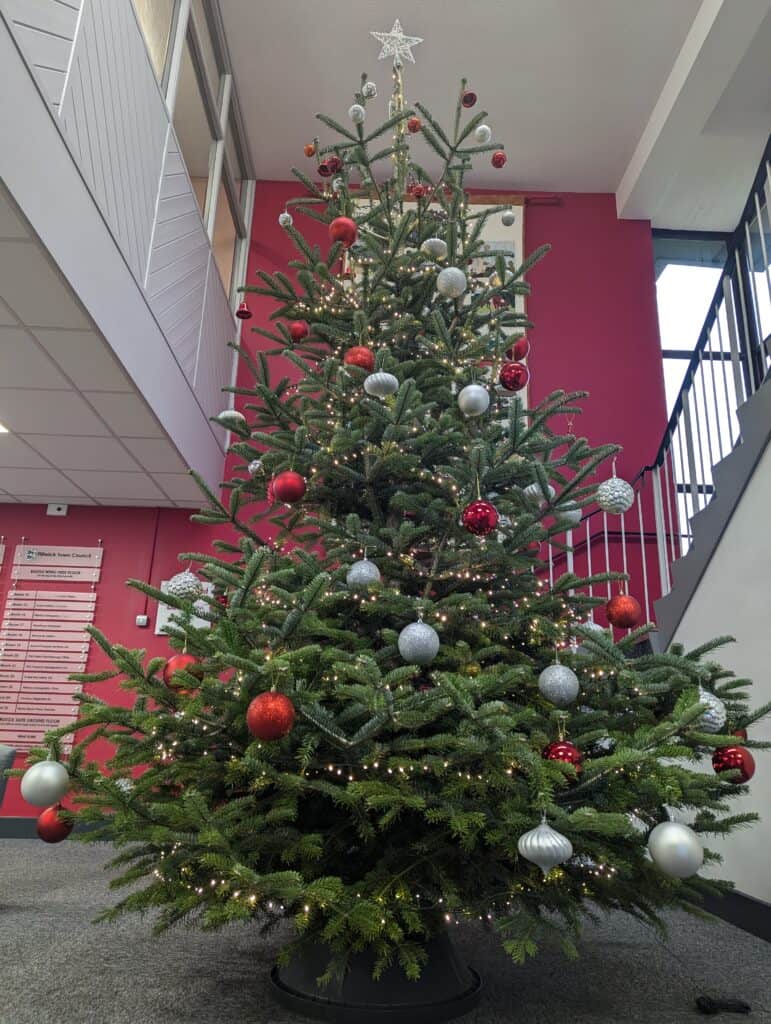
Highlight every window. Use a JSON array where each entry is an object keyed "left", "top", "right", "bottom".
[
  {"left": 211, "top": 180, "right": 238, "bottom": 295},
  {"left": 190, "top": 0, "right": 222, "bottom": 105},
  {"left": 173, "top": 41, "right": 215, "bottom": 218},
  {"left": 133, "top": 0, "right": 176, "bottom": 83},
  {"left": 224, "top": 116, "right": 243, "bottom": 205}
]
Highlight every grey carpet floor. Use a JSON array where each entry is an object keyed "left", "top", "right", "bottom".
[{"left": 1, "top": 839, "right": 769, "bottom": 1024}]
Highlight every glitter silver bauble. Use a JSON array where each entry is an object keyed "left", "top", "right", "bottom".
[
  {"left": 555, "top": 503, "right": 582, "bottom": 528},
  {"left": 332, "top": 177, "right": 345, "bottom": 192},
  {"left": 20, "top": 760, "right": 70, "bottom": 807},
  {"left": 349, "top": 103, "right": 366, "bottom": 124},
  {"left": 216, "top": 409, "right": 246, "bottom": 431},
  {"left": 278, "top": 210, "right": 293, "bottom": 228},
  {"left": 518, "top": 816, "right": 573, "bottom": 875},
  {"left": 192, "top": 599, "right": 209, "bottom": 618},
  {"left": 166, "top": 570, "right": 203, "bottom": 601},
  {"left": 362, "top": 81, "right": 377, "bottom": 99},
  {"left": 363, "top": 372, "right": 399, "bottom": 398},
  {"left": 436, "top": 267, "right": 467, "bottom": 298},
  {"left": 346, "top": 559, "right": 381, "bottom": 589},
  {"left": 538, "top": 663, "right": 580, "bottom": 707},
  {"left": 696, "top": 685, "right": 727, "bottom": 734},
  {"left": 421, "top": 237, "right": 448, "bottom": 260},
  {"left": 398, "top": 620, "right": 440, "bottom": 665},
  {"left": 596, "top": 476, "right": 635, "bottom": 514},
  {"left": 248, "top": 458, "right": 263, "bottom": 477},
  {"left": 457, "top": 384, "right": 490, "bottom": 417},
  {"left": 501, "top": 209, "right": 516, "bottom": 227},
  {"left": 648, "top": 820, "right": 703, "bottom": 878},
  {"left": 474, "top": 124, "right": 492, "bottom": 143},
  {"left": 114, "top": 777, "right": 134, "bottom": 795},
  {"left": 523, "top": 482, "right": 556, "bottom": 506}
]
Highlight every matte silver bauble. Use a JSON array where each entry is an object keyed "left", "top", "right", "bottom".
[
  {"left": 474, "top": 124, "right": 492, "bottom": 143},
  {"left": 20, "top": 760, "right": 70, "bottom": 807},
  {"left": 518, "top": 816, "right": 573, "bottom": 875},
  {"left": 501, "top": 209, "right": 516, "bottom": 227},
  {"left": 345, "top": 559, "right": 381, "bottom": 589},
  {"left": 363, "top": 372, "right": 399, "bottom": 398},
  {"left": 596, "top": 476, "right": 635, "bottom": 514},
  {"left": 348, "top": 104, "right": 366, "bottom": 124},
  {"left": 524, "top": 482, "right": 556, "bottom": 506},
  {"left": 166, "top": 570, "right": 204, "bottom": 601},
  {"left": 555, "top": 503, "right": 582, "bottom": 528},
  {"left": 248, "top": 458, "right": 263, "bottom": 477},
  {"left": 398, "top": 620, "right": 440, "bottom": 665},
  {"left": 648, "top": 820, "right": 703, "bottom": 878},
  {"left": 278, "top": 211, "right": 293, "bottom": 228},
  {"left": 538, "top": 663, "right": 580, "bottom": 707},
  {"left": 362, "top": 81, "right": 377, "bottom": 98},
  {"left": 421, "top": 237, "right": 448, "bottom": 260},
  {"left": 436, "top": 267, "right": 467, "bottom": 298},
  {"left": 457, "top": 384, "right": 490, "bottom": 417},
  {"left": 696, "top": 685, "right": 727, "bottom": 734},
  {"left": 216, "top": 409, "right": 246, "bottom": 431}
]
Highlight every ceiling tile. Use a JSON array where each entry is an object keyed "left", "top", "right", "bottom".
[
  {"left": 0, "top": 187, "right": 29, "bottom": 240},
  {"left": 23, "top": 435, "right": 141, "bottom": 471},
  {"left": 65, "top": 470, "right": 165, "bottom": 500},
  {"left": 0, "top": 240, "right": 90, "bottom": 329},
  {"left": 33, "top": 329, "right": 133, "bottom": 391},
  {"left": 14, "top": 496, "right": 96, "bottom": 506},
  {"left": 0, "top": 297, "right": 18, "bottom": 327},
  {"left": 0, "top": 467, "right": 86, "bottom": 497},
  {"left": 0, "top": 327, "right": 71, "bottom": 388},
  {"left": 122, "top": 437, "right": 188, "bottom": 473},
  {"left": 0, "top": 435, "right": 49, "bottom": 469},
  {"left": 84, "top": 392, "right": 165, "bottom": 438},
  {"left": 0, "top": 389, "right": 109, "bottom": 435},
  {"left": 152, "top": 472, "right": 203, "bottom": 502},
  {"left": 97, "top": 497, "right": 175, "bottom": 507}
]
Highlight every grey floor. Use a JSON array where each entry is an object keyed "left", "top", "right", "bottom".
[{"left": 1, "top": 840, "right": 769, "bottom": 1024}]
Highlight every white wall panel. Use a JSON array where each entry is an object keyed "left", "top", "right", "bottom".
[
  {"left": 194, "top": 257, "right": 234, "bottom": 446},
  {"left": 0, "top": 0, "right": 81, "bottom": 107}
]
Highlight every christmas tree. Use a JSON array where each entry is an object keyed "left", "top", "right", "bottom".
[{"left": 19, "top": 24, "right": 769, "bottom": 1004}]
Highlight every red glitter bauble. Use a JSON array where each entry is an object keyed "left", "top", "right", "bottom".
[
  {"left": 407, "top": 116, "right": 422, "bottom": 133},
  {"left": 498, "top": 361, "right": 529, "bottom": 391},
  {"left": 246, "top": 692, "right": 295, "bottom": 741},
  {"left": 303, "top": 143, "right": 316, "bottom": 158},
  {"left": 491, "top": 150, "right": 507, "bottom": 169},
  {"left": 506, "top": 337, "right": 530, "bottom": 361},
  {"left": 461, "top": 90, "right": 477, "bottom": 108},
  {"left": 272, "top": 470, "right": 306, "bottom": 504},
  {"left": 163, "top": 653, "right": 202, "bottom": 695},
  {"left": 37, "top": 804, "right": 73, "bottom": 844},
  {"left": 605, "top": 593, "right": 642, "bottom": 628},
  {"left": 409, "top": 183, "right": 428, "bottom": 199},
  {"left": 235, "top": 300, "right": 252, "bottom": 321},
  {"left": 343, "top": 346, "right": 375, "bottom": 371},
  {"left": 327, "top": 156, "right": 343, "bottom": 173},
  {"left": 543, "top": 740, "right": 583, "bottom": 772},
  {"left": 329, "top": 216, "right": 358, "bottom": 248},
  {"left": 288, "top": 320, "right": 309, "bottom": 342},
  {"left": 712, "top": 745, "right": 755, "bottom": 783},
  {"left": 461, "top": 499, "right": 499, "bottom": 536},
  {"left": 317, "top": 160, "right": 332, "bottom": 178}
]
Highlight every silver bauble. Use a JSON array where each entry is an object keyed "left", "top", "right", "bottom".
[
  {"left": 501, "top": 208, "right": 516, "bottom": 227},
  {"left": 421, "top": 237, "right": 448, "bottom": 260},
  {"left": 523, "top": 482, "right": 556, "bottom": 506},
  {"left": 248, "top": 458, "right": 263, "bottom": 477},
  {"left": 398, "top": 620, "right": 440, "bottom": 665},
  {"left": 436, "top": 267, "right": 467, "bottom": 299},
  {"left": 364, "top": 372, "right": 399, "bottom": 398},
  {"left": 332, "top": 177, "right": 345, "bottom": 193},
  {"left": 166, "top": 570, "right": 203, "bottom": 601},
  {"left": 647, "top": 821, "right": 703, "bottom": 878},
  {"left": 457, "top": 384, "right": 490, "bottom": 417},
  {"left": 348, "top": 103, "right": 366, "bottom": 124},
  {"left": 217, "top": 409, "right": 246, "bottom": 430},
  {"left": 362, "top": 81, "right": 377, "bottom": 98},
  {"left": 596, "top": 476, "right": 635, "bottom": 514},
  {"left": 20, "top": 760, "right": 70, "bottom": 807},
  {"left": 474, "top": 124, "right": 492, "bottom": 143},
  {"left": 346, "top": 559, "right": 381, "bottom": 589},
  {"left": 696, "top": 685, "right": 727, "bottom": 734},
  {"left": 114, "top": 777, "right": 134, "bottom": 795},
  {"left": 538, "top": 663, "right": 580, "bottom": 707},
  {"left": 627, "top": 812, "right": 649, "bottom": 835},
  {"left": 518, "top": 816, "right": 573, "bottom": 875},
  {"left": 278, "top": 210, "right": 293, "bottom": 228},
  {"left": 555, "top": 503, "right": 582, "bottom": 528}
]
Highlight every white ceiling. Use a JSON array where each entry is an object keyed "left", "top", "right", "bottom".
[{"left": 0, "top": 185, "right": 202, "bottom": 508}]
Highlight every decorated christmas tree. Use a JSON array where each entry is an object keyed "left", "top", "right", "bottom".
[{"left": 17, "top": 21, "right": 769, "bottom": 1019}]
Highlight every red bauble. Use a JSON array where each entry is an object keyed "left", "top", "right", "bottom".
[
  {"left": 461, "top": 499, "right": 499, "bottom": 536},
  {"left": 499, "top": 361, "right": 529, "bottom": 391},
  {"left": 266, "top": 479, "right": 275, "bottom": 504},
  {"left": 605, "top": 593, "right": 642, "bottom": 628},
  {"left": 37, "top": 804, "right": 73, "bottom": 844},
  {"left": 246, "top": 692, "right": 295, "bottom": 741},
  {"left": 491, "top": 150, "right": 507, "bottom": 169},
  {"left": 491, "top": 295, "right": 507, "bottom": 309},
  {"left": 461, "top": 90, "right": 477, "bottom": 108},
  {"left": 409, "top": 183, "right": 428, "bottom": 199},
  {"left": 733, "top": 727, "right": 748, "bottom": 740},
  {"left": 304, "top": 143, "right": 316, "bottom": 158},
  {"left": 506, "top": 337, "right": 530, "bottom": 361},
  {"left": 272, "top": 470, "right": 306, "bottom": 504},
  {"left": 329, "top": 216, "right": 358, "bottom": 248},
  {"left": 288, "top": 320, "right": 309, "bottom": 342},
  {"left": 163, "top": 653, "right": 202, "bottom": 694},
  {"left": 235, "top": 300, "right": 252, "bottom": 321},
  {"left": 327, "top": 156, "right": 343, "bottom": 173},
  {"left": 407, "top": 116, "right": 422, "bottom": 134},
  {"left": 712, "top": 745, "right": 755, "bottom": 783},
  {"left": 343, "top": 346, "right": 375, "bottom": 371},
  {"left": 543, "top": 740, "right": 583, "bottom": 772},
  {"left": 318, "top": 160, "right": 333, "bottom": 178}
]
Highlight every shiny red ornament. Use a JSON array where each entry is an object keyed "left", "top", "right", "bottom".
[
  {"left": 506, "top": 337, "right": 530, "bottom": 361},
  {"left": 163, "top": 653, "right": 202, "bottom": 695},
  {"left": 543, "top": 740, "right": 583, "bottom": 772},
  {"left": 499, "top": 361, "right": 529, "bottom": 391},
  {"left": 327, "top": 155, "right": 343, "bottom": 173},
  {"left": 491, "top": 295, "right": 507, "bottom": 309},
  {"left": 409, "top": 183, "right": 428, "bottom": 199},
  {"left": 461, "top": 499, "right": 499, "bottom": 536},
  {"left": 712, "top": 745, "right": 755, "bottom": 783},
  {"left": 491, "top": 150, "right": 507, "bottom": 169},
  {"left": 272, "top": 470, "right": 306, "bottom": 504},
  {"left": 288, "top": 320, "right": 309, "bottom": 342},
  {"left": 407, "top": 116, "right": 422, "bottom": 134},
  {"left": 317, "top": 160, "right": 333, "bottom": 178},
  {"left": 343, "top": 346, "right": 375, "bottom": 371},
  {"left": 235, "top": 300, "right": 252, "bottom": 321},
  {"left": 329, "top": 216, "right": 358, "bottom": 248},
  {"left": 303, "top": 143, "right": 316, "bottom": 158},
  {"left": 461, "top": 90, "right": 477, "bottom": 108},
  {"left": 606, "top": 593, "right": 642, "bottom": 628},
  {"left": 733, "top": 727, "right": 748, "bottom": 740},
  {"left": 37, "top": 804, "right": 73, "bottom": 844},
  {"left": 246, "top": 692, "right": 295, "bottom": 740}
]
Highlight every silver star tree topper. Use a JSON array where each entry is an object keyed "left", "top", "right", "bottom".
[{"left": 371, "top": 19, "right": 423, "bottom": 65}]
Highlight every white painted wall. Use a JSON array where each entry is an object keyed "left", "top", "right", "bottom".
[{"left": 673, "top": 439, "right": 771, "bottom": 902}]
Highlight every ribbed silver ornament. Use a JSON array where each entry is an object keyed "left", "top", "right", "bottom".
[
  {"left": 363, "top": 372, "right": 399, "bottom": 398},
  {"left": 695, "top": 685, "right": 727, "bottom": 734},
  {"left": 518, "top": 815, "right": 573, "bottom": 875},
  {"left": 523, "top": 482, "right": 555, "bottom": 506}
]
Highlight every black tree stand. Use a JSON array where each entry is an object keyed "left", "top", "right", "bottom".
[{"left": 270, "top": 930, "right": 482, "bottom": 1023}]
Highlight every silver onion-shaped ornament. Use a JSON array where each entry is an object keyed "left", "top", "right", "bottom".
[
  {"left": 501, "top": 208, "right": 516, "bottom": 227},
  {"left": 648, "top": 820, "right": 703, "bottom": 878},
  {"left": 696, "top": 685, "right": 727, "bottom": 734},
  {"left": 518, "top": 815, "right": 573, "bottom": 875},
  {"left": 364, "top": 372, "right": 399, "bottom": 398},
  {"left": 166, "top": 570, "right": 204, "bottom": 601},
  {"left": 555, "top": 503, "right": 582, "bottom": 528},
  {"left": 523, "top": 482, "right": 556, "bottom": 506},
  {"left": 346, "top": 559, "right": 381, "bottom": 589},
  {"left": 248, "top": 458, "right": 263, "bottom": 477},
  {"left": 20, "top": 760, "right": 70, "bottom": 807},
  {"left": 538, "top": 663, "right": 580, "bottom": 708},
  {"left": 436, "top": 267, "right": 467, "bottom": 298},
  {"left": 362, "top": 81, "right": 377, "bottom": 98},
  {"left": 457, "top": 384, "right": 490, "bottom": 417},
  {"left": 421, "top": 237, "right": 448, "bottom": 260},
  {"left": 474, "top": 124, "right": 492, "bottom": 143},
  {"left": 596, "top": 476, "right": 634, "bottom": 514},
  {"left": 398, "top": 620, "right": 440, "bottom": 665},
  {"left": 278, "top": 210, "right": 293, "bottom": 228},
  {"left": 348, "top": 103, "right": 366, "bottom": 124},
  {"left": 216, "top": 409, "right": 247, "bottom": 431}
]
